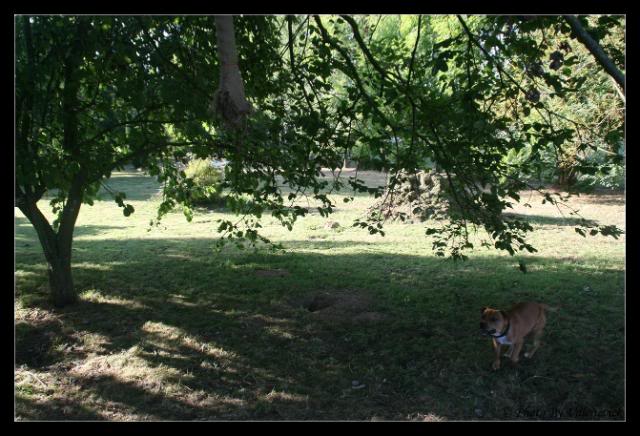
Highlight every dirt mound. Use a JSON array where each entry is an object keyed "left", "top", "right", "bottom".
[
  {"left": 366, "top": 170, "right": 457, "bottom": 223},
  {"left": 293, "top": 289, "right": 388, "bottom": 325}
]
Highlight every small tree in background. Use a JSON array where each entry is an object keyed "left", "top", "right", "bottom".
[{"left": 183, "top": 159, "right": 225, "bottom": 207}]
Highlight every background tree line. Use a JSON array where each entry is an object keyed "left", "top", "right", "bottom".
[{"left": 15, "top": 15, "right": 624, "bottom": 306}]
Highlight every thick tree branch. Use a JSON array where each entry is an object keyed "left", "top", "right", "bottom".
[
  {"left": 563, "top": 15, "right": 625, "bottom": 93},
  {"left": 17, "top": 199, "right": 58, "bottom": 266},
  {"left": 57, "top": 172, "right": 85, "bottom": 252}
]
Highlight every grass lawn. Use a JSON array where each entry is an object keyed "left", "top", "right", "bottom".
[{"left": 14, "top": 168, "right": 625, "bottom": 421}]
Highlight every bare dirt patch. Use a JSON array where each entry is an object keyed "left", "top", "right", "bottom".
[
  {"left": 293, "top": 289, "right": 389, "bottom": 325},
  {"left": 254, "top": 269, "right": 290, "bottom": 278}
]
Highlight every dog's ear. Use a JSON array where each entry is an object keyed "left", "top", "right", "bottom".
[{"left": 481, "top": 306, "right": 488, "bottom": 314}]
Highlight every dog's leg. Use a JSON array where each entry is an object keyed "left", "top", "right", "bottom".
[
  {"left": 510, "top": 341, "right": 524, "bottom": 364},
  {"left": 503, "top": 345, "right": 514, "bottom": 358},
  {"left": 492, "top": 338, "right": 502, "bottom": 370},
  {"left": 525, "top": 330, "right": 544, "bottom": 358},
  {"left": 525, "top": 313, "right": 546, "bottom": 359}
]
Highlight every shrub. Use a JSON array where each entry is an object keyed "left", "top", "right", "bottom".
[
  {"left": 574, "top": 148, "right": 625, "bottom": 191},
  {"left": 184, "top": 159, "right": 225, "bottom": 206}
]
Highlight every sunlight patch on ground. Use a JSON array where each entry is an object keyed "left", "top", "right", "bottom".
[
  {"left": 73, "top": 262, "right": 127, "bottom": 271},
  {"left": 70, "top": 345, "right": 180, "bottom": 386},
  {"left": 167, "top": 294, "right": 200, "bottom": 307},
  {"left": 15, "top": 269, "right": 40, "bottom": 279},
  {"left": 79, "top": 289, "right": 150, "bottom": 310},
  {"left": 263, "top": 388, "right": 307, "bottom": 403},
  {"left": 15, "top": 304, "right": 61, "bottom": 326},
  {"left": 15, "top": 367, "right": 55, "bottom": 396},
  {"left": 412, "top": 412, "right": 446, "bottom": 422},
  {"left": 264, "top": 326, "right": 295, "bottom": 340},
  {"left": 141, "top": 321, "right": 235, "bottom": 360}
]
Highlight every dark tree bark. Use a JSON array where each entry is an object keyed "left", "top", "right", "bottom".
[
  {"left": 563, "top": 15, "right": 625, "bottom": 93},
  {"left": 16, "top": 171, "right": 85, "bottom": 306},
  {"left": 17, "top": 197, "right": 79, "bottom": 307},
  {"left": 557, "top": 167, "right": 578, "bottom": 188}
]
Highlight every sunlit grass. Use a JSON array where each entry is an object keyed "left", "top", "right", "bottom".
[{"left": 15, "top": 168, "right": 624, "bottom": 420}]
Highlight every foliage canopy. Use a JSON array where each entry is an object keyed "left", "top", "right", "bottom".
[{"left": 15, "top": 15, "right": 624, "bottom": 304}]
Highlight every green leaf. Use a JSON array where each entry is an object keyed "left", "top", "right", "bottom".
[{"left": 183, "top": 206, "right": 193, "bottom": 222}]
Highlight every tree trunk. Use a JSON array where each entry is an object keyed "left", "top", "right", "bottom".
[
  {"left": 212, "top": 15, "right": 253, "bottom": 130},
  {"left": 343, "top": 149, "right": 350, "bottom": 169},
  {"left": 557, "top": 167, "right": 577, "bottom": 188},
  {"left": 47, "top": 252, "right": 76, "bottom": 307},
  {"left": 18, "top": 199, "right": 78, "bottom": 307}
]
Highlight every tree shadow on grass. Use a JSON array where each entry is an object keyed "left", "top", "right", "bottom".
[
  {"left": 16, "top": 394, "right": 104, "bottom": 421},
  {"left": 558, "top": 187, "right": 624, "bottom": 206},
  {"left": 15, "top": 216, "right": 132, "bottom": 240},
  {"left": 577, "top": 194, "right": 625, "bottom": 206},
  {"left": 502, "top": 213, "right": 597, "bottom": 227},
  {"left": 15, "top": 236, "right": 625, "bottom": 421},
  {"left": 15, "top": 322, "right": 63, "bottom": 368}
]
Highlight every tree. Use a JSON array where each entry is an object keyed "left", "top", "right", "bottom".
[
  {"left": 16, "top": 15, "right": 624, "bottom": 306},
  {"left": 15, "top": 15, "right": 300, "bottom": 306},
  {"left": 16, "top": 16, "right": 226, "bottom": 305}
]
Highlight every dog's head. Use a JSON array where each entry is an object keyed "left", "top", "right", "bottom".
[{"left": 480, "top": 307, "right": 506, "bottom": 336}]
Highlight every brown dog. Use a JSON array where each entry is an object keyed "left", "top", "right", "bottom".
[{"left": 480, "top": 302, "right": 557, "bottom": 370}]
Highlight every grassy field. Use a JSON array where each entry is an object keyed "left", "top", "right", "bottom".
[{"left": 15, "top": 168, "right": 625, "bottom": 421}]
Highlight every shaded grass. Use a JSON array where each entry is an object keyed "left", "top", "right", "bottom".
[{"left": 14, "top": 169, "right": 625, "bottom": 421}]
